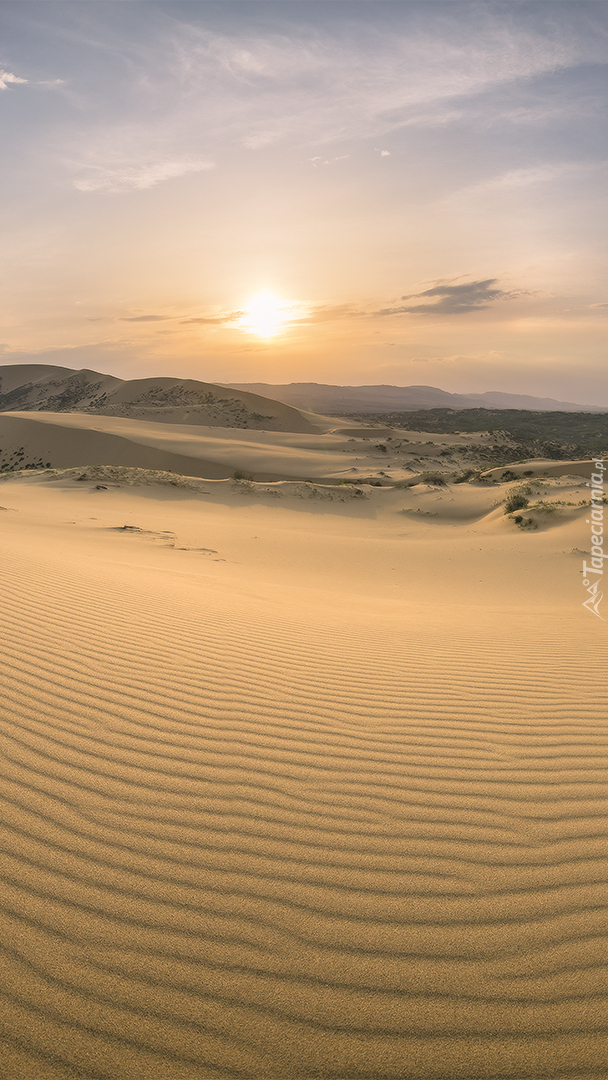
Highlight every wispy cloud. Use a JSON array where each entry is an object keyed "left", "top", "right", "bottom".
[
  {"left": 467, "top": 162, "right": 582, "bottom": 193},
  {"left": 294, "top": 304, "right": 360, "bottom": 324},
  {"left": 73, "top": 155, "right": 214, "bottom": 193},
  {"left": 166, "top": 12, "right": 587, "bottom": 151},
  {"left": 379, "top": 278, "right": 512, "bottom": 316},
  {"left": 180, "top": 302, "right": 359, "bottom": 330},
  {"left": 120, "top": 315, "right": 172, "bottom": 322},
  {"left": 0, "top": 70, "right": 27, "bottom": 89},
  {"left": 181, "top": 312, "right": 245, "bottom": 325},
  {"left": 56, "top": 4, "right": 603, "bottom": 194},
  {"left": 309, "top": 156, "right": 349, "bottom": 167}
]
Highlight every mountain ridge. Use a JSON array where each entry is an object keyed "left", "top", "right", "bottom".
[{"left": 226, "top": 381, "right": 607, "bottom": 413}]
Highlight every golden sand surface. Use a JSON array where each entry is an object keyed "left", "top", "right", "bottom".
[
  {"left": 0, "top": 411, "right": 493, "bottom": 482},
  {"left": 0, "top": 460, "right": 606, "bottom": 1080}
]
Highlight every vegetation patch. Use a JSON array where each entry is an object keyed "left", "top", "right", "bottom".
[
  {"left": 504, "top": 485, "right": 532, "bottom": 514},
  {"left": 396, "top": 471, "right": 448, "bottom": 488},
  {"left": 341, "top": 407, "right": 608, "bottom": 464}
]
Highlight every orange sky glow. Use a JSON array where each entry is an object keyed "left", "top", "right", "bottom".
[{"left": 1, "top": 1, "right": 607, "bottom": 404}]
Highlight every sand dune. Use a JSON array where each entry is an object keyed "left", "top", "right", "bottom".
[
  {"left": 0, "top": 456, "right": 606, "bottom": 1079},
  {"left": 0, "top": 411, "right": 361, "bottom": 481},
  {"left": 482, "top": 459, "right": 598, "bottom": 481},
  {"left": 0, "top": 365, "right": 323, "bottom": 433},
  {"left": 0, "top": 411, "right": 500, "bottom": 484}
]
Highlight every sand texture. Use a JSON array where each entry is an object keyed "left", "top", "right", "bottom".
[
  {"left": 0, "top": 409, "right": 541, "bottom": 484},
  {"left": 0, "top": 446, "right": 607, "bottom": 1078}
]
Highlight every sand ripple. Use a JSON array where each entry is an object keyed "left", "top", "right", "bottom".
[{"left": 0, "top": 530, "right": 607, "bottom": 1079}]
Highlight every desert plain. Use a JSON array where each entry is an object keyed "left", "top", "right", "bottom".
[{"left": 0, "top": 375, "right": 607, "bottom": 1080}]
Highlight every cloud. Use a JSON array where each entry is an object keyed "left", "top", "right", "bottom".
[
  {"left": 465, "top": 162, "right": 581, "bottom": 193},
  {"left": 172, "top": 12, "right": 586, "bottom": 152},
  {"left": 379, "top": 278, "right": 511, "bottom": 316},
  {"left": 181, "top": 311, "right": 245, "bottom": 325},
  {"left": 73, "top": 156, "right": 214, "bottom": 193},
  {"left": 294, "top": 303, "right": 360, "bottom": 324},
  {"left": 120, "top": 315, "right": 171, "bottom": 322},
  {"left": 48, "top": 5, "right": 606, "bottom": 197},
  {"left": 181, "top": 303, "right": 358, "bottom": 330},
  {"left": 0, "top": 70, "right": 27, "bottom": 89},
  {"left": 309, "top": 155, "right": 349, "bottom": 167}
]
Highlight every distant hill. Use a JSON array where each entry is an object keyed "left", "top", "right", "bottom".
[
  {"left": 227, "top": 382, "right": 607, "bottom": 414},
  {"left": 0, "top": 365, "right": 318, "bottom": 433}
]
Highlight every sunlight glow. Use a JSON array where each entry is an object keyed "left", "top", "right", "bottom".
[{"left": 238, "top": 292, "right": 290, "bottom": 338}]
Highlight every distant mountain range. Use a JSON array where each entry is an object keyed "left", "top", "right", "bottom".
[
  {"left": 227, "top": 382, "right": 607, "bottom": 414},
  {"left": 1, "top": 368, "right": 605, "bottom": 431},
  {"left": 0, "top": 365, "right": 318, "bottom": 432}
]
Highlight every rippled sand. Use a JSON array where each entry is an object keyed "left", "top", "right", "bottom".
[{"left": 0, "top": 469, "right": 606, "bottom": 1079}]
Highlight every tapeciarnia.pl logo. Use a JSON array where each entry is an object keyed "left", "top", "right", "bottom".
[{"left": 582, "top": 460, "right": 605, "bottom": 619}]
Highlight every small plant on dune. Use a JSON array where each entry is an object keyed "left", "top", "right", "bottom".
[
  {"left": 511, "top": 513, "right": 537, "bottom": 529},
  {"left": 232, "top": 469, "right": 253, "bottom": 482},
  {"left": 504, "top": 490, "right": 530, "bottom": 515},
  {"left": 530, "top": 500, "right": 558, "bottom": 514},
  {"left": 395, "top": 471, "right": 447, "bottom": 488},
  {"left": 394, "top": 471, "right": 446, "bottom": 489},
  {"left": 452, "top": 468, "right": 478, "bottom": 484}
]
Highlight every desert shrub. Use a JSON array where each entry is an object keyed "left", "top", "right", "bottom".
[
  {"left": 453, "top": 468, "right": 478, "bottom": 484},
  {"left": 504, "top": 492, "right": 529, "bottom": 514},
  {"left": 501, "top": 469, "right": 520, "bottom": 481},
  {"left": 232, "top": 469, "right": 253, "bottom": 481},
  {"left": 395, "top": 471, "right": 447, "bottom": 488},
  {"left": 418, "top": 471, "right": 447, "bottom": 486},
  {"left": 531, "top": 501, "right": 557, "bottom": 514}
]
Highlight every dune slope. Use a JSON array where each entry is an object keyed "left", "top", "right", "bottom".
[
  {"left": 0, "top": 366, "right": 321, "bottom": 433},
  {"left": 0, "top": 469, "right": 606, "bottom": 1079}
]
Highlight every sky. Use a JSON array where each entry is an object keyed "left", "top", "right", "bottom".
[{"left": 1, "top": 0, "right": 607, "bottom": 403}]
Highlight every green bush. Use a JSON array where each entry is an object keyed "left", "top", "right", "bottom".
[{"left": 504, "top": 492, "right": 529, "bottom": 514}]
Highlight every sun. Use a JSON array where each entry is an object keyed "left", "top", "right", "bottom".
[{"left": 238, "top": 292, "right": 289, "bottom": 339}]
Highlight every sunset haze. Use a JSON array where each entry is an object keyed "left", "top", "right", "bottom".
[{"left": 1, "top": 1, "right": 607, "bottom": 397}]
